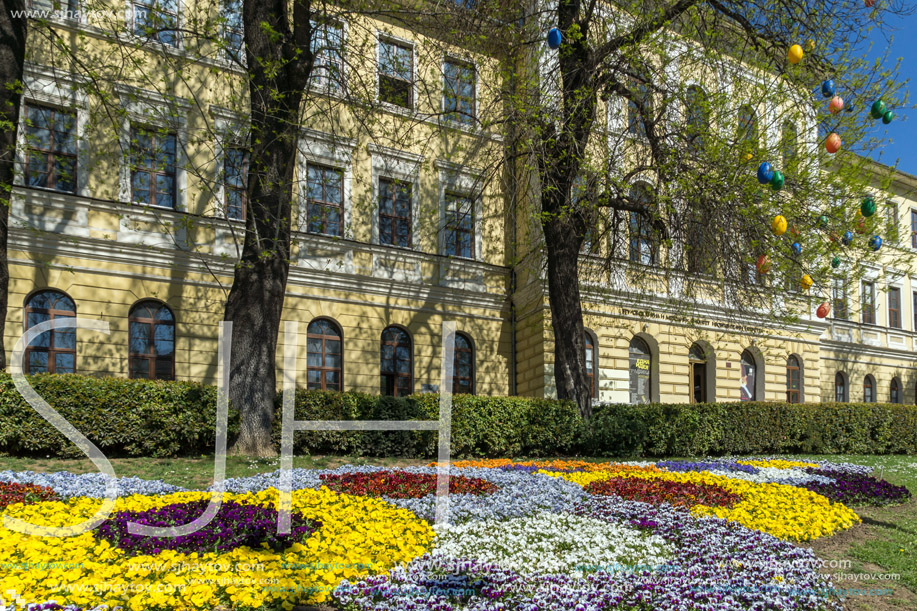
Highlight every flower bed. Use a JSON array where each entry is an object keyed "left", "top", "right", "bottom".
[
  {"left": 0, "top": 457, "right": 910, "bottom": 611},
  {"left": 0, "top": 481, "right": 58, "bottom": 509}
]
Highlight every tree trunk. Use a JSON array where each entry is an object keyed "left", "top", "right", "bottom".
[
  {"left": 541, "top": 196, "right": 592, "bottom": 419},
  {"left": 225, "top": 0, "right": 312, "bottom": 456},
  {"left": 0, "top": 0, "right": 27, "bottom": 371}
]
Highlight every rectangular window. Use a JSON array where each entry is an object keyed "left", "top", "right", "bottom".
[
  {"left": 223, "top": 146, "right": 247, "bottom": 220},
  {"left": 626, "top": 82, "right": 650, "bottom": 137},
  {"left": 311, "top": 22, "right": 344, "bottom": 89},
  {"left": 889, "top": 286, "right": 901, "bottom": 328},
  {"left": 444, "top": 193, "right": 474, "bottom": 258},
  {"left": 912, "top": 209, "right": 917, "bottom": 249},
  {"left": 379, "top": 39, "right": 412, "bottom": 109},
  {"left": 305, "top": 164, "right": 344, "bottom": 236},
  {"left": 223, "top": 0, "right": 244, "bottom": 61},
  {"left": 378, "top": 178, "right": 411, "bottom": 247},
  {"left": 831, "top": 278, "right": 848, "bottom": 320},
  {"left": 443, "top": 60, "right": 475, "bottom": 125},
  {"left": 23, "top": 104, "right": 77, "bottom": 193},
  {"left": 132, "top": 0, "right": 179, "bottom": 47},
  {"left": 130, "top": 126, "right": 176, "bottom": 208},
  {"left": 861, "top": 281, "right": 876, "bottom": 325},
  {"left": 913, "top": 291, "right": 917, "bottom": 330},
  {"left": 887, "top": 203, "right": 899, "bottom": 242}
]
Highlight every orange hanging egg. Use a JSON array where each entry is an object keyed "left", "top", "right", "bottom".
[
  {"left": 816, "top": 302, "right": 831, "bottom": 318},
  {"left": 825, "top": 133, "right": 842, "bottom": 154},
  {"left": 829, "top": 96, "right": 844, "bottom": 114}
]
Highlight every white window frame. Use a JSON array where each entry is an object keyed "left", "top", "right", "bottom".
[
  {"left": 15, "top": 63, "right": 90, "bottom": 198},
  {"left": 116, "top": 83, "right": 191, "bottom": 210},
  {"left": 210, "top": 105, "right": 249, "bottom": 221},
  {"left": 441, "top": 56, "right": 477, "bottom": 127},
  {"left": 369, "top": 143, "right": 422, "bottom": 249},
  {"left": 297, "top": 128, "right": 356, "bottom": 239},
  {"left": 435, "top": 159, "right": 483, "bottom": 261},
  {"left": 220, "top": 0, "right": 245, "bottom": 64},
  {"left": 308, "top": 19, "right": 347, "bottom": 93},
  {"left": 376, "top": 32, "right": 416, "bottom": 112},
  {"left": 125, "top": 0, "right": 182, "bottom": 49}
]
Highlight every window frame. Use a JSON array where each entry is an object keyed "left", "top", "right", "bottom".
[
  {"left": 888, "top": 286, "right": 901, "bottom": 329},
  {"left": 831, "top": 278, "right": 848, "bottom": 320},
  {"left": 378, "top": 176, "right": 413, "bottom": 248},
  {"left": 129, "top": 124, "right": 178, "bottom": 209},
  {"left": 23, "top": 289, "right": 77, "bottom": 375},
  {"left": 131, "top": 0, "right": 181, "bottom": 48},
  {"left": 377, "top": 36, "right": 414, "bottom": 110},
  {"left": 310, "top": 20, "right": 345, "bottom": 91},
  {"left": 380, "top": 325, "right": 413, "bottom": 397},
  {"left": 453, "top": 331, "right": 475, "bottom": 395},
  {"left": 443, "top": 58, "right": 476, "bottom": 126},
  {"left": 443, "top": 191, "right": 475, "bottom": 259},
  {"left": 585, "top": 331, "right": 597, "bottom": 399},
  {"left": 222, "top": 145, "right": 248, "bottom": 221},
  {"left": 864, "top": 375, "right": 876, "bottom": 403},
  {"left": 128, "top": 300, "right": 176, "bottom": 381},
  {"left": 890, "top": 377, "right": 902, "bottom": 404},
  {"left": 861, "top": 281, "right": 876, "bottom": 325},
  {"left": 628, "top": 183, "right": 656, "bottom": 265},
  {"left": 786, "top": 355, "right": 801, "bottom": 404},
  {"left": 22, "top": 104, "right": 78, "bottom": 194},
  {"left": 306, "top": 318, "right": 343, "bottom": 392},
  {"left": 305, "top": 163, "right": 345, "bottom": 237},
  {"left": 911, "top": 209, "right": 917, "bottom": 249},
  {"left": 834, "top": 372, "right": 847, "bottom": 403}
]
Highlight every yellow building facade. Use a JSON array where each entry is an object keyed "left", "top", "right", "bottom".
[{"left": 6, "top": 5, "right": 917, "bottom": 405}]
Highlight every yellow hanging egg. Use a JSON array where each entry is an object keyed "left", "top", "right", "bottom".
[
  {"left": 806, "top": 39, "right": 815, "bottom": 52},
  {"left": 788, "top": 44, "right": 804, "bottom": 65},
  {"left": 772, "top": 215, "right": 788, "bottom": 236},
  {"left": 801, "top": 274, "right": 814, "bottom": 290}
]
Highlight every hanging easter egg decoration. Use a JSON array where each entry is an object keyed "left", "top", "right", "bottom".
[
  {"left": 792, "top": 242, "right": 803, "bottom": 256},
  {"left": 801, "top": 274, "right": 814, "bottom": 290},
  {"left": 829, "top": 96, "right": 844, "bottom": 114},
  {"left": 770, "top": 170, "right": 785, "bottom": 191},
  {"left": 757, "top": 162, "right": 774, "bottom": 184},
  {"left": 845, "top": 102, "right": 856, "bottom": 113},
  {"left": 870, "top": 99, "right": 886, "bottom": 119},
  {"left": 816, "top": 302, "right": 831, "bottom": 319},
  {"left": 861, "top": 197, "right": 877, "bottom": 217},
  {"left": 756, "top": 254, "right": 771, "bottom": 274},
  {"left": 825, "top": 133, "right": 842, "bottom": 154},
  {"left": 772, "top": 215, "right": 788, "bottom": 236},
  {"left": 865, "top": 0, "right": 875, "bottom": 7},
  {"left": 831, "top": 256, "right": 842, "bottom": 268},
  {"left": 842, "top": 230, "right": 853, "bottom": 245},
  {"left": 818, "top": 215, "right": 829, "bottom": 228},
  {"left": 821, "top": 80, "right": 836, "bottom": 98},
  {"left": 789, "top": 225, "right": 800, "bottom": 238},
  {"left": 870, "top": 235, "right": 883, "bottom": 251},
  {"left": 547, "top": 28, "right": 562, "bottom": 49},
  {"left": 883, "top": 110, "right": 894, "bottom": 124},
  {"left": 788, "top": 45, "right": 804, "bottom": 65},
  {"left": 806, "top": 39, "right": 816, "bottom": 51}
]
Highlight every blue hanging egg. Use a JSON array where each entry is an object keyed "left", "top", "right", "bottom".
[
  {"left": 757, "top": 162, "right": 774, "bottom": 185},
  {"left": 842, "top": 230, "right": 853, "bottom": 246},
  {"left": 547, "top": 28, "right": 562, "bottom": 49},
  {"left": 870, "top": 235, "right": 883, "bottom": 251},
  {"left": 821, "top": 80, "right": 836, "bottom": 98},
  {"left": 792, "top": 242, "right": 802, "bottom": 255}
]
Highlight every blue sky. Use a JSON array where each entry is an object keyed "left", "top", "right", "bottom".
[{"left": 865, "top": 11, "right": 916, "bottom": 176}]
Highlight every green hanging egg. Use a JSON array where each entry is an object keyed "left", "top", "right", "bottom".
[
  {"left": 861, "top": 197, "right": 876, "bottom": 217},
  {"left": 883, "top": 110, "right": 894, "bottom": 124},
  {"left": 871, "top": 99, "right": 886, "bottom": 119},
  {"left": 818, "top": 215, "right": 829, "bottom": 228},
  {"left": 831, "top": 256, "right": 841, "bottom": 268},
  {"left": 770, "top": 170, "right": 785, "bottom": 191}
]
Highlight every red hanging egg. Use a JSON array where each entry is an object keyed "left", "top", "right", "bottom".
[
  {"left": 829, "top": 97, "right": 844, "bottom": 114},
  {"left": 856, "top": 217, "right": 868, "bottom": 234},
  {"left": 865, "top": 0, "right": 875, "bottom": 7},
  {"left": 816, "top": 302, "right": 831, "bottom": 319},
  {"left": 756, "top": 255, "right": 771, "bottom": 274},
  {"left": 825, "top": 133, "right": 842, "bottom": 154}
]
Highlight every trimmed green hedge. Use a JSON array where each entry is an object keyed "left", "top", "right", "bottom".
[{"left": 1, "top": 373, "right": 915, "bottom": 458}]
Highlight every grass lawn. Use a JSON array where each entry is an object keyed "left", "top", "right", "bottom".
[{"left": 1, "top": 453, "right": 914, "bottom": 611}]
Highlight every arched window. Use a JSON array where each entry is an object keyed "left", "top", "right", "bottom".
[
  {"left": 128, "top": 300, "right": 175, "bottom": 380},
  {"left": 24, "top": 290, "right": 76, "bottom": 374},
  {"left": 307, "top": 318, "right": 342, "bottom": 391},
  {"left": 786, "top": 355, "right": 801, "bottom": 403},
  {"left": 864, "top": 375, "right": 876, "bottom": 403},
  {"left": 628, "top": 183, "right": 655, "bottom": 265},
  {"left": 381, "top": 326, "right": 412, "bottom": 397},
  {"left": 453, "top": 332, "right": 474, "bottom": 395},
  {"left": 629, "top": 336, "right": 652, "bottom": 404},
  {"left": 737, "top": 104, "right": 759, "bottom": 155},
  {"left": 890, "top": 377, "right": 901, "bottom": 404},
  {"left": 740, "top": 350, "right": 758, "bottom": 401},
  {"left": 835, "top": 372, "right": 847, "bottom": 402},
  {"left": 781, "top": 121, "right": 798, "bottom": 168},
  {"left": 585, "top": 331, "right": 597, "bottom": 398},
  {"left": 689, "top": 343, "right": 708, "bottom": 403},
  {"left": 685, "top": 86, "right": 709, "bottom": 151}
]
